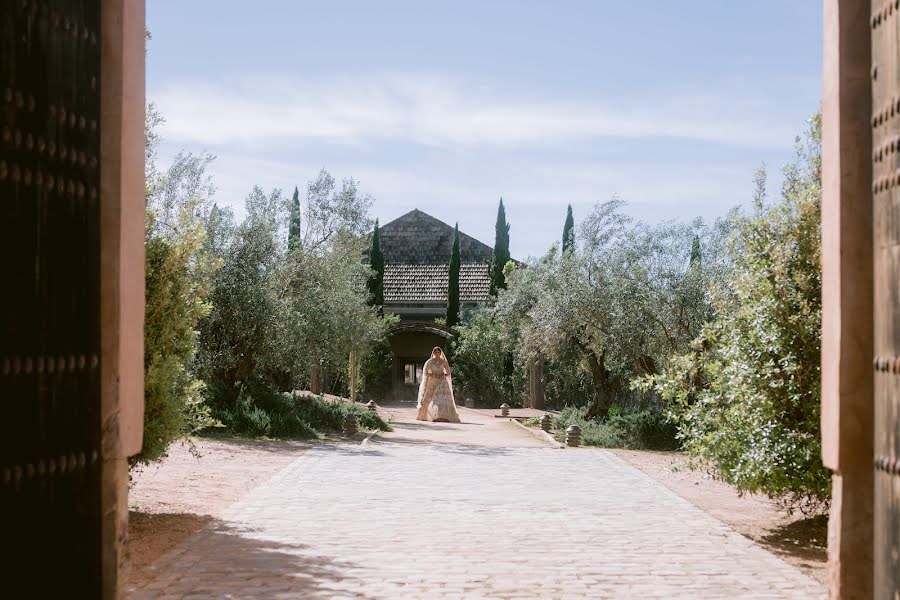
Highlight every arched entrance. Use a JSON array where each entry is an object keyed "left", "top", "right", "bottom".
[{"left": 385, "top": 321, "right": 456, "bottom": 402}]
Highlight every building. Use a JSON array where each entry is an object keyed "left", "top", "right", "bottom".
[{"left": 376, "top": 209, "right": 493, "bottom": 401}]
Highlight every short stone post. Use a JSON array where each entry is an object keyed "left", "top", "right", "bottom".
[
  {"left": 465, "top": 398, "right": 474, "bottom": 408},
  {"left": 565, "top": 424, "right": 582, "bottom": 447},
  {"left": 500, "top": 403, "right": 510, "bottom": 417},
  {"left": 540, "top": 414, "right": 552, "bottom": 433},
  {"left": 366, "top": 400, "right": 378, "bottom": 413},
  {"left": 343, "top": 413, "right": 358, "bottom": 436}
]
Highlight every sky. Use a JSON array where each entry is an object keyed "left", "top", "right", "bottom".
[{"left": 146, "top": 1, "right": 823, "bottom": 260}]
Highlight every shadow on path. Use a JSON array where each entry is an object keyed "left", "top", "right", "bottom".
[
  {"left": 755, "top": 514, "right": 827, "bottom": 575},
  {"left": 129, "top": 516, "right": 373, "bottom": 599}
]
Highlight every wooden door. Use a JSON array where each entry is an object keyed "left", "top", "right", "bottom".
[
  {"left": 0, "top": 1, "right": 103, "bottom": 595},
  {"left": 872, "top": 3, "right": 900, "bottom": 595}
]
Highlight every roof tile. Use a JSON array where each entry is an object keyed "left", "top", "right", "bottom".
[{"left": 384, "top": 263, "right": 491, "bottom": 303}]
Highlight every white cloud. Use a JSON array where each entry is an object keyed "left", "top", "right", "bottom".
[
  {"left": 155, "top": 143, "right": 763, "bottom": 259},
  {"left": 153, "top": 72, "right": 795, "bottom": 150}
]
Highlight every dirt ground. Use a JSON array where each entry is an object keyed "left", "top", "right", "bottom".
[
  {"left": 127, "top": 437, "right": 310, "bottom": 588},
  {"left": 612, "top": 449, "right": 827, "bottom": 583}
]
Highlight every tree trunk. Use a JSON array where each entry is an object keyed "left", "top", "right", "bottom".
[
  {"left": 349, "top": 349, "right": 359, "bottom": 402},
  {"left": 503, "top": 352, "right": 515, "bottom": 403},
  {"left": 310, "top": 364, "right": 321, "bottom": 395},
  {"left": 580, "top": 346, "right": 615, "bottom": 420},
  {"left": 528, "top": 357, "right": 546, "bottom": 410}
]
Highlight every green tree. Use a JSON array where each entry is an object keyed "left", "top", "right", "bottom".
[
  {"left": 689, "top": 234, "right": 701, "bottom": 268},
  {"left": 447, "top": 223, "right": 461, "bottom": 327},
  {"left": 562, "top": 204, "right": 575, "bottom": 254},
  {"left": 490, "top": 198, "right": 511, "bottom": 295},
  {"left": 497, "top": 198, "right": 721, "bottom": 418},
  {"left": 451, "top": 307, "right": 516, "bottom": 405},
  {"left": 197, "top": 186, "right": 284, "bottom": 392},
  {"left": 640, "top": 115, "right": 827, "bottom": 512},
  {"left": 288, "top": 186, "right": 302, "bottom": 251},
  {"left": 137, "top": 105, "right": 219, "bottom": 465},
  {"left": 359, "top": 317, "right": 399, "bottom": 401},
  {"left": 368, "top": 219, "right": 385, "bottom": 311}
]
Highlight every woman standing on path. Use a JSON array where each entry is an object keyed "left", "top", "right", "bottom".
[{"left": 415, "top": 347, "right": 461, "bottom": 423}]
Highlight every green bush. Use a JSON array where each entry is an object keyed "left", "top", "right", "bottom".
[
  {"left": 206, "top": 379, "right": 390, "bottom": 439},
  {"left": 637, "top": 115, "right": 829, "bottom": 513},
  {"left": 137, "top": 208, "right": 219, "bottom": 466},
  {"left": 451, "top": 307, "right": 521, "bottom": 406},
  {"left": 360, "top": 333, "right": 394, "bottom": 401},
  {"left": 552, "top": 406, "right": 678, "bottom": 450}
]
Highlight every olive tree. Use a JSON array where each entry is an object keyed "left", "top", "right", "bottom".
[
  {"left": 639, "top": 115, "right": 828, "bottom": 512},
  {"left": 497, "top": 199, "right": 721, "bottom": 417}
]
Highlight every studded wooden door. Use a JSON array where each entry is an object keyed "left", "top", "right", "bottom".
[
  {"left": 872, "top": 2, "right": 900, "bottom": 595},
  {"left": 0, "top": 1, "right": 103, "bottom": 595}
]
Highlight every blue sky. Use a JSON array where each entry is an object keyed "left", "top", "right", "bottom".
[{"left": 146, "top": 1, "right": 823, "bottom": 259}]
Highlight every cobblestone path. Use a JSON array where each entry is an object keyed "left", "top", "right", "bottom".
[{"left": 128, "top": 407, "right": 824, "bottom": 599}]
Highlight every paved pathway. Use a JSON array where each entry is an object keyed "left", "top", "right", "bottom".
[{"left": 129, "top": 405, "right": 824, "bottom": 599}]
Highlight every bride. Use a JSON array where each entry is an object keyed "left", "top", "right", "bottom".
[{"left": 415, "top": 347, "right": 461, "bottom": 423}]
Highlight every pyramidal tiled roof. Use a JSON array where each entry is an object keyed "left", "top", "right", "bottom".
[
  {"left": 373, "top": 209, "right": 494, "bottom": 305},
  {"left": 378, "top": 209, "right": 493, "bottom": 265},
  {"left": 384, "top": 263, "right": 491, "bottom": 303}
]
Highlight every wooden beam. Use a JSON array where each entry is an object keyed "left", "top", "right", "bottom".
[
  {"left": 100, "top": 0, "right": 146, "bottom": 596},
  {"left": 821, "top": 1, "right": 873, "bottom": 596}
]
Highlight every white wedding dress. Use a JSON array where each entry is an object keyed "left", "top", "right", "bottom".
[{"left": 415, "top": 357, "right": 461, "bottom": 422}]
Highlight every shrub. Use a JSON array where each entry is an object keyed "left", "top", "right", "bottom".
[
  {"left": 451, "top": 307, "right": 520, "bottom": 406},
  {"left": 136, "top": 108, "right": 220, "bottom": 466},
  {"left": 637, "top": 115, "right": 829, "bottom": 513},
  {"left": 360, "top": 333, "right": 394, "bottom": 401},
  {"left": 206, "top": 379, "right": 390, "bottom": 439},
  {"left": 552, "top": 406, "right": 678, "bottom": 450},
  {"left": 137, "top": 208, "right": 219, "bottom": 465}
]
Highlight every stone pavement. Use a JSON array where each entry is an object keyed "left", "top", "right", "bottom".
[{"left": 128, "top": 405, "right": 824, "bottom": 599}]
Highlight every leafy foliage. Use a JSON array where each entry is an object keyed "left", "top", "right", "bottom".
[
  {"left": 496, "top": 205, "right": 723, "bottom": 418},
  {"left": 288, "top": 186, "right": 302, "bottom": 251},
  {"left": 359, "top": 327, "right": 396, "bottom": 401},
  {"left": 490, "top": 198, "right": 511, "bottom": 295},
  {"left": 638, "top": 115, "right": 828, "bottom": 512},
  {"left": 367, "top": 219, "right": 385, "bottom": 311},
  {"left": 446, "top": 223, "right": 461, "bottom": 327},
  {"left": 208, "top": 379, "right": 390, "bottom": 439},
  {"left": 195, "top": 168, "right": 387, "bottom": 430},
  {"left": 137, "top": 106, "right": 220, "bottom": 465},
  {"left": 451, "top": 307, "right": 516, "bottom": 406},
  {"left": 552, "top": 407, "right": 678, "bottom": 450},
  {"left": 562, "top": 204, "right": 575, "bottom": 254}
]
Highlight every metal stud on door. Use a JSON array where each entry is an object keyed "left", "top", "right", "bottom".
[
  {"left": 871, "top": 2, "right": 900, "bottom": 595},
  {"left": 0, "top": 1, "right": 103, "bottom": 595}
]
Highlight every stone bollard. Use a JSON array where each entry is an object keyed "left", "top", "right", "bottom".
[
  {"left": 343, "top": 413, "right": 358, "bottom": 436},
  {"left": 465, "top": 398, "right": 474, "bottom": 409},
  {"left": 540, "top": 413, "right": 552, "bottom": 432},
  {"left": 366, "top": 400, "right": 378, "bottom": 413},
  {"left": 565, "top": 424, "right": 582, "bottom": 447},
  {"left": 500, "top": 403, "right": 510, "bottom": 417}
]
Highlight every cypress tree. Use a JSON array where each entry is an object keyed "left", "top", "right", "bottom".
[
  {"left": 562, "top": 204, "right": 575, "bottom": 254},
  {"left": 446, "top": 223, "right": 461, "bottom": 327},
  {"left": 490, "top": 198, "right": 511, "bottom": 295},
  {"left": 288, "top": 186, "right": 302, "bottom": 251},
  {"left": 689, "top": 234, "right": 702, "bottom": 269},
  {"left": 368, "top": 219, "right": 384, "bottom": 312}
]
